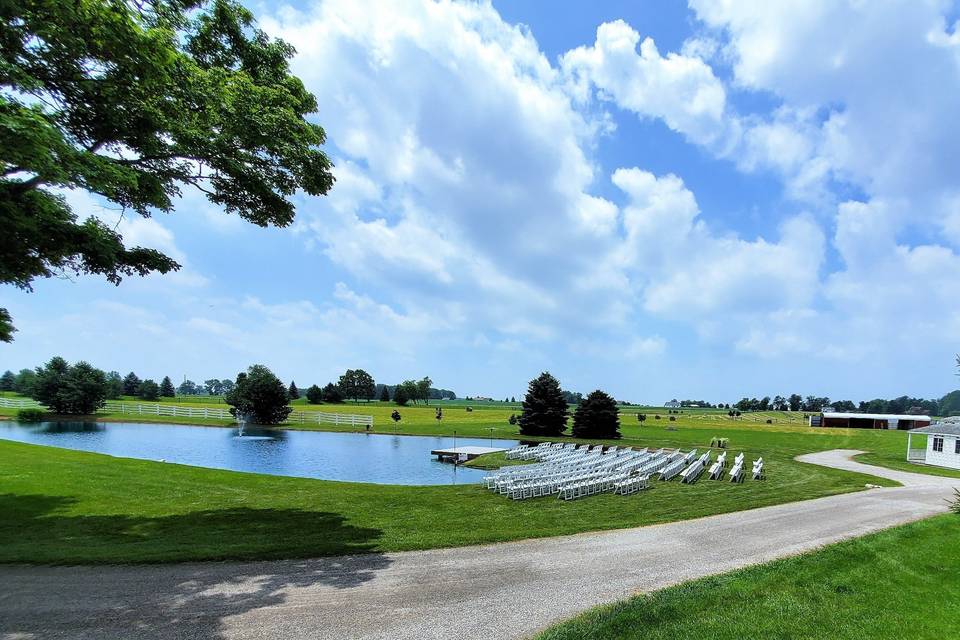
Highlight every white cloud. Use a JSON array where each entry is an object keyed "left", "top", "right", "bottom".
[{"left": 561, "top": 20, "right": 733, "bottom": 148}]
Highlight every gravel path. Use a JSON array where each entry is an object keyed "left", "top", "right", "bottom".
[{"left": 1, "top": 450, "right": 956, "bottom": 640}]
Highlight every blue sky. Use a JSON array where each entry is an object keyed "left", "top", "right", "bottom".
[{"left": 4, "top": 0, "right": 960, "bottom": 403}]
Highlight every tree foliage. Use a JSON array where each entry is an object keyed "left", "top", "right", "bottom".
[
  {"left": 572, "top": 390, "right": 621, "bottom": 439},
  {"left": 379, "top": 385, "right": 390, "bottom": 402},
  {"left": 32, "top": 356, "right": 107, "bottom": 414},
  {"left": 519, "top": 372, "right": 569, "bottom": 437},
  {"left": 338, "top": 369, "right": 375, "bottom": 403},
  {"left": 321, "top": 382, "right": 344, "bottom": 404},
  {"left": 0, "top": 0, "right": 335, "bottom": 340},
  {"left": 159, "top": 376, "right": 175, "bottom": 397},
  {"left": 288, "top": 381, "right": 299, "bottom": 400},
  {"left": 14, "top": 368, "right": 37, "bottom": 395},
  {"left": 104, "top": 371, "right": 123, "bottom": 399},
  {"left": 122, "top": 371, "right": 141, "bottom": 396},
  {"left": 224, "top": 364, "right": 291, "bottom": 424},
  {"left": 305, "top": 384, "right": 323, "bottom": 404},
  {"left": 0, "top": 369, "right": 14, "bottom": 391},
  {"left": 139, "top": 379, "right": 159, "bottom": 401}
]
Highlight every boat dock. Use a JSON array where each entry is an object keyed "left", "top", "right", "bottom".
[{"left": 431, "top": 446, "right": 507, "bottom": 463}]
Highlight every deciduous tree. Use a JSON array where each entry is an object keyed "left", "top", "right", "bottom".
[
  {"left": 0, "top": 0, "right": 335, "bottom": 341},
  {"left": 338, "top": 369, "right": 375, "bottom": 403},
  {"left": 224, "top": 364, "right": 292, "bottom": 424},
  {"left": 306, "top": 384, "right": 323, "bottom": 404}
]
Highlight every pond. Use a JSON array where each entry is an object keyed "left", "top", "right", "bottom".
[{"left": 0, "top": 421, "right": 518, "bottom": 485}]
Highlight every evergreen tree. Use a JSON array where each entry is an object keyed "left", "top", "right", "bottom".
[
  {"left": 572, "top": 390, "right": 621, "bottom": 439},
  {"left": 0, "top": 369, "right": 14, "bottom": 391},
  {"left": 14, "top": 369, "right": 36, "bottom": 395},
  {"left": 288, "top": 381, "right": 300, "bottom": 400},
  {"left": 224, "top": 364, "right": 292, "bottom": 424},
  {"left": 379, "top": 385, "right": 390, "bottom": 402},
  {"left": 159, "top": 376, "right": 176, "bottom": 397},
  {"left": 33, "top": 357, "right": 107, "bottom": 414},
  {"left": 139, "top": 379, "right": 160, "bottom": 401},
  {"left": 519, "top": 372, "right": 569, "bottom": 437},
  {"left": 105, "top": 371, "right": 123, "bottom": 399},
  {"left": 321, "top": 382, "right": 344, "bottom": 404},
  {"left": 306, "top": 384, "right": 323, "bottom": 404},
  {"left": 122, "top": 372, "right": 141, "bottom": 396}
]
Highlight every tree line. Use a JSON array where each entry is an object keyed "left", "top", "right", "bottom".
[{"left": 731, "top": 393, "right": 948, "bottom": 415}]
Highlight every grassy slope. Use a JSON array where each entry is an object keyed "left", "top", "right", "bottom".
[
  {"left": 0, "top": 434, "right": 893, "bottom": 564},
  {"left": 536, "top": 513, "right": 960, "bottom": 640}
]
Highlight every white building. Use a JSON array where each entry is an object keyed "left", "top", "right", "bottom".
[{"left": 907, "top": 421, "right": 960, "bottom": 471}]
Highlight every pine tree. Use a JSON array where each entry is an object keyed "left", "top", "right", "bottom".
[
  {"left": 519, "top": 372, "right": 569, "bottom": 437},
  {"left": 0, "top": 370, "right": 14, "bottom": 391},
  {"left": 122, "top": 372, "right": 141, "bottom": 396},
  {"left": 288, "top": 381, "right": 300, "bottom": 400},
  {"left": 379, "top": 385, "right": 390, "bottom": 402},
  {"left": 572, "top": 390, "right": 621, "bottom": 439},
  {"left": 159, "top": 376, "right": 176, "bottom": 397}
]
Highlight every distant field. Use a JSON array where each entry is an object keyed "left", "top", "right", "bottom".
[{"left": 537, "top": 513, "right": 960, "bottom": 640}]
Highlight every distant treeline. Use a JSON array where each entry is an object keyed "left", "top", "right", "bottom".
[{"left": 730, "top": 393, "right": 958, "bottom": 415}]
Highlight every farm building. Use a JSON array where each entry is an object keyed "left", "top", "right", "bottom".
[
  {"left": 809, "top": 412, "right": 931, "bottom": 430},
  {"left": 907, "top": 421, "right": 960, "bottom": 470}
]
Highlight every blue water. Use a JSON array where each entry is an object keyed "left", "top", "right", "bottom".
[{"left": 0, "top": 421, "right": 517, "bottom": 485}]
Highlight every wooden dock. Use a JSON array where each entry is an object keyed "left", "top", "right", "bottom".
[{"left": 431, "top": 446, "right": 507, "bottom": 463}]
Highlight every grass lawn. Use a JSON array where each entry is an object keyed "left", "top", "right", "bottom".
[
  {"left": 464, "top": 451, "right": 534, "bottom": 469},
  {"left": 0, "top": 436, "right": 894, "bottom": 564},
  {"left": 4, "top": 395, "right": 953, "bottom": 564},
  {"left": 536, "top": 513, "right": 960, "bottom": 640}
]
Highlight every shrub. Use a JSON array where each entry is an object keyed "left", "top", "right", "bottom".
[
  {"left": 508, "top": 413, "right": 518, "bottom": 425},
  {"left": 16, "top": 407, "right": 44, "bottom": 422},
  {"left": 466, "top": 406, "right": 473, "bottom": 412},
  {"left": 951, "top": 489, "right": 960, "bottom": 516},
  {"left": 668, "top": 416, "right": 676, "bottom": 422}
]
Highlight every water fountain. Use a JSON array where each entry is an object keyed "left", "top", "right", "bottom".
[{"left": 233, "top": 411, "right": 276, "bottom": 441}]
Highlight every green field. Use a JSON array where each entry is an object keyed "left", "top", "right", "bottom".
[
  {"left": 3, "top": 394, "right": 958, "bottom": 563},
  {"left": 536, "top": 513, "right": 960, "bottom": 640}
]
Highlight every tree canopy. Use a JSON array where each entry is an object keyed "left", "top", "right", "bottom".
[
  {"left": 338, "top": 369, "right": 375, "bottom": 403},
  {"left": 159, "top": 376, "right": 175, "bottom": 397},
  {"left": 32, "top": 356, "right": 107, "bottom": 414},
  {"left": 519, "top": 372, "right": 569, "bottom": 437},
  {"left": 305, "top": 384, "right": 323, "bottom": 404},
  {"left": 0, "top": 0, "right": 334, "bottom": 340},
  {"left": 572, "top": 390, "right": 621, "bottom": 439},
  {"left": 224, "top": 364, "right": 291, "bottom": 424},
  {"left": 138, "top": 379, "right": 159, "bottom": 401}
]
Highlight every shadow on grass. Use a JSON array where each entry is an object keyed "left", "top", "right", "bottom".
[{"left": 0, "top": 493, "right": 391, "bottom": 638}]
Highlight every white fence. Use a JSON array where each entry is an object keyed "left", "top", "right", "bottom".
[
  {"left": 0, "top": 397, "right": 43, "bottom": 409},
  {"left": 102, "top": 402, "right": 373, "bottom": 427},
  {"left": 104, "top": 402, "right": 233, "bottom": 420},
  {"left": 3, "top": 397, "right": 372, "bottom": 426}
]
